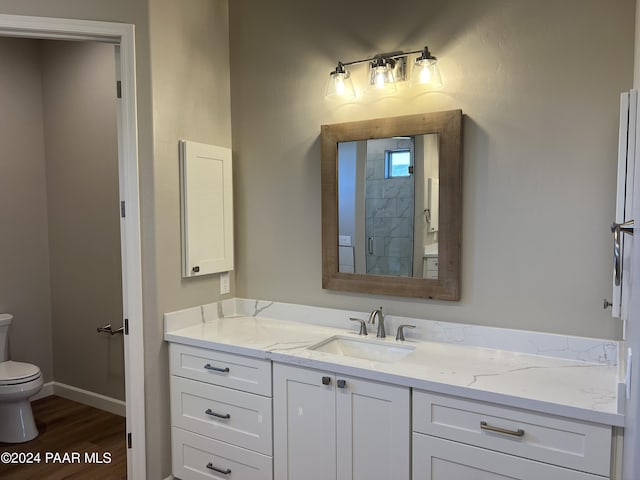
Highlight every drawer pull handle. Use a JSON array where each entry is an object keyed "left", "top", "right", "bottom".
[
  {"left": 204, "top": 363, "right": 230, "bottom": 373},
  {"left": 206, "top": 462, "right": 231, "bottom": 475},
  {"left": 480, "top": 421, "right": 524, "bottom": 437},
  {"left": 205, "top": 408, "right": 231, "bottom": 420}
]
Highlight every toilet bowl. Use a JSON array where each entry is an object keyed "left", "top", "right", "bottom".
[{"left": 0, "top": 314, "right": 43, "bottom": 443}]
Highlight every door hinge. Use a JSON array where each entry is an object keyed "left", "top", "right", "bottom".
[
  {"left": 124, "top": 318, "right": 129, "bottom": 335},
  {"left": 121, "top": 201, "right": 126, "bottom": 218},
  {"left": 127, "top": 432, "right": 132, "bottom": 449},
  {"left": 117, "top": 80, "right": 122, "bottom": 99}
]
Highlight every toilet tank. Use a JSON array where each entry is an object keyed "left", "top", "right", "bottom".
[{"left": 0, "top": 313, "right": 12, "bottom": 362}]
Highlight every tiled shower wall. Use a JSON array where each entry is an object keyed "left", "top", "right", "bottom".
[{"left": 365, "top": 137, "right": 414, "bottom": 276}]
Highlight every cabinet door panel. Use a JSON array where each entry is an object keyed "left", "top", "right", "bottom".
[
  {"left": 273, "top": 363, "right": 336, "bottom": 480},
  {"left": 413, "top": 390, "right": 611, "bottom": 476},
  {"left": 172, "top": 427, "right": 272, "bottom": 480},
  {"left": 413, "top": 434, "right": 606, "bottom": 480},
  {"left": 170, "top": 343, "right": 271, "bottom": 396},
  {"left": 171, "top": 376, "right": 272, "bottom": 455},
  {"left": 337, "top": 375, "right": 410, "bottom": 480}
]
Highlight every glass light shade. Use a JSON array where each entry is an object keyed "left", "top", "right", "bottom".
[
  {"left": 368, "top": 64, "right": 397, "bottom": 94},
  {"left": 325, "top": 70, "right": 356, "bottom": 100},
  {"left": 410, "top": 58, "right": 443, "bottom": 90}
]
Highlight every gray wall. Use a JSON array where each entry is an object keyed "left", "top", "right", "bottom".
[
  {"left": 0, "top": 38, "right": 54, "bottom": 382},
  {"left": 0, "top": 3, "right": 232, "bottom": 477},
  {"left": 0, "top": 38, "right": 125, "bottom": 398},
  {"left": 0, "top": 2, "right": 167, "bottom": 476},
  {"left": 0, "top": 3, "right": 231, "bottom": 477},
  {"left": 41, "top": 40, "right": 125, "bottom": 401},
  {"left": 230, "top": 0, "right": 634, "bottom": 340},
  {"left": 147, "top": 0, "right": 233, "bottom": 476}
]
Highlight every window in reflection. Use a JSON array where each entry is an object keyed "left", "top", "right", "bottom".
[{"left": 337, "top": 134, "right": 439, "bottom": 278}]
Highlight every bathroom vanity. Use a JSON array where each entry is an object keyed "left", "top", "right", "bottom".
[{"left": 165, "top": 299, "right": 624, "bottom": 480}]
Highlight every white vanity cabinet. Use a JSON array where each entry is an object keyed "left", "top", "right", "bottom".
[
  {"left": 412, "top": 391, "right": 613, "bottom": 480},
  {"left": 169, "top": 344, "right": 273, "bottom": 480},
  {"left": 422, "top": 255, "right": 438, "bottom": 279},
  {"left": 273, "top": 363, "right": 410, "bottom": 480}
]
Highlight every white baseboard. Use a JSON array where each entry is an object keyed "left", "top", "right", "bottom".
[{"left": 30, "top": 381, "right": 126, "bottom": 417}]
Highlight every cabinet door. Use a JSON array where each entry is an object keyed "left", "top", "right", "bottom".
[
  {"left": 413, "top": 433, "right": 606, "bottom": 480},
  {"left": 273, "top": 363, "right": 337, "bottom": 480},
  {"left": 179, "top": 140, "right": 233, "bottom": 277},
  {"left": 336, "top": 376, "right": 410, "bottom": 480}
]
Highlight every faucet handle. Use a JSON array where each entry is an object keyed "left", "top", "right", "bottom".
[
  {"left": 395, "top": 324, "right": 416, "bottom": 341},
  {"left": 349, "top": 318, "right": 368, "bottom": 336}
]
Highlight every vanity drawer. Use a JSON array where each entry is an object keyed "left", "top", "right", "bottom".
[
  {"left": 412, "top": 391, "right": 611, "bottom": 476},
  {"left": 413, "top": 433, "right": 605, "bottom": 480},
  {"left": 172, "top": 427, "right": 272, "bottom": 480},
  {"left": 170, "top": 343, "right": 271, "bottom": 396},
  {"left": 171, "top": 376, "right": 272, "bottom": 455}
]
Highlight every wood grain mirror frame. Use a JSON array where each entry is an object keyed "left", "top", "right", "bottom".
[{"left": 321, "top": 109, "right": 463, "bottom": 300}]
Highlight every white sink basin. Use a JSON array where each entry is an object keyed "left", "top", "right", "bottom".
[{"left": 308, "top": 335, "right": 415, "bottom": 363}]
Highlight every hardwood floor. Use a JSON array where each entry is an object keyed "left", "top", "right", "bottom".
[{"left": 0, "top": 395, "right": 126, "bottom": 479}]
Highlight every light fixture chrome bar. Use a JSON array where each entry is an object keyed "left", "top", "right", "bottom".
[
  {"left": 326, "top": 45, "right": 442, "bottom": 100},
  {"left": 337, "top": 48, "right": 426, "bottom": 68}
]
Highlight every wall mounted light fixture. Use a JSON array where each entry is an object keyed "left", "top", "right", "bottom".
[{"left": 325, "top": 46, "right": 442, "bottom": 100}]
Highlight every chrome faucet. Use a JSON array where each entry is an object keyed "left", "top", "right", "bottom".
[{"left": 368, "top": 307, "right": 385, "bottom": 338}]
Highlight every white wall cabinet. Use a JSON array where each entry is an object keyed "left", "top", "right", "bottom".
[
  {"left": 179, "top": 140, "right": 234, "bottom": 278},
  {"left": 273, "top": 363, "right": 410, "bottom": 480}
]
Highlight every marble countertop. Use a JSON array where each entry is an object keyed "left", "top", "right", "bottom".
[{"left": 165, "top": 314, "right": 623, "bottom": 427}]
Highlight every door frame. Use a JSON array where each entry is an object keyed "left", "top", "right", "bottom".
[{"left": 0, "top": 14, "right": 146, "bottom": 479}]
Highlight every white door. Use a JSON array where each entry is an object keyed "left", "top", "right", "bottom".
[
  {"left": 621, "top": 88, "right": 640, "bottom": 480},
  {"left": 0, "top": 16, "right": 146, "bottom": 478},
  {"left": 336, "top": 375, "right": 410, "bottom": 480},
  {"left": 273, "top": 363, "right": 337, "bottom": 480}
]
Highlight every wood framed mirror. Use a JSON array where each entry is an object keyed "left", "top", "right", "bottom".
[{"left": 321, "top": 109, "right": 462, "bottom": 300}]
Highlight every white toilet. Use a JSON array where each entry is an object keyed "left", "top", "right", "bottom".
[{"left": 0, "top": 313, "right": 43, "bottom": 443}]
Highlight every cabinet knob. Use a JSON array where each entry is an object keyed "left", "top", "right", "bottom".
[
  {"left": 337, "top": 379, "right": 346, "bottom": 388},
  {"left": 322, "top": 376, "right": 331, "bottom": 385}
]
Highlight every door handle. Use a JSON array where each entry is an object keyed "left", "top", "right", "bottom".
[
  {"left": 367, "top": 237, "right": 374, "bottom": 255},
  {"left": 96, "top": 324, "right": 124, "bottom": 335},
  {"left": 612, "top": 220, "right": 634, "bottom": 286}
]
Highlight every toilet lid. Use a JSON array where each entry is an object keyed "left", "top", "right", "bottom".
[{"left": 0, "top": 361, "right": 41, "bottom": 385}]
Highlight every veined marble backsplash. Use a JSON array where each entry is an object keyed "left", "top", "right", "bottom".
[{"left": 164, "top": 297, "right": 619, "bottom": 366}]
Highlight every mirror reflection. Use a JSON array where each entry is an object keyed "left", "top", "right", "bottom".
[
  {"left": 321, "top": 110, "right": 462, "bottom": 300},
  {"left": 337, "top": 134, "right": 439, "bottom": 278}
]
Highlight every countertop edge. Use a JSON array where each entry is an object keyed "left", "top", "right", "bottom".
[{"left": 164, "top": 332, "right": 625, "bottom": 427}]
